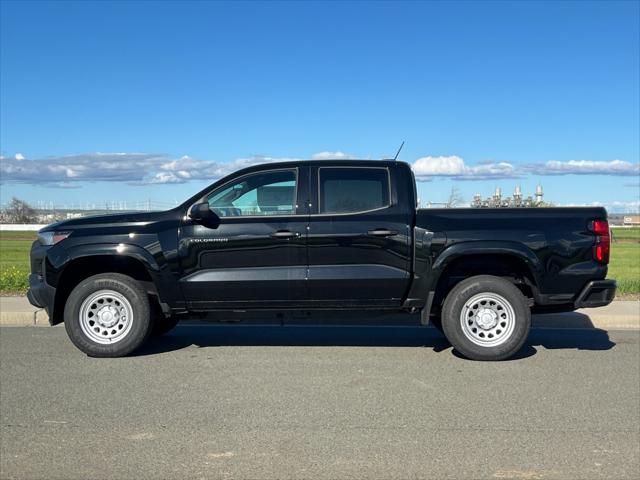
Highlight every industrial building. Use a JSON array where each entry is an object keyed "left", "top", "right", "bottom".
[{"left": 472, "top": 185, "right": 546, "bottom": 208}]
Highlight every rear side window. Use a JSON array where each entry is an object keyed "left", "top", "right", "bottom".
[{"left": 319, "top": 167, "right": 390, "bottom": 214}]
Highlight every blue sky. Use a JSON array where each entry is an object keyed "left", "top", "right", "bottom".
[{"left": 1, "top": 0, "right": 639, "bottom": 211}]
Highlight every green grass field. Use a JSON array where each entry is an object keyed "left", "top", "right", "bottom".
[
  {"left": 609, "top": 228, "right": 640, "bottom": 295},
  {"left": 611, "top": 227, "right": 640, "bottom": 242},
  {"left": 1, "top": 229, "right": 639, "bottom": 296},
  {"left": 0, "top": 231, "right": 36, "bottom": 293}
]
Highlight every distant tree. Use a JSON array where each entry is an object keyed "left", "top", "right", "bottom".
[
  {"left": 5, "top": 197, "right": 37, "bottom": 224},
  {"left": 446, "top": 187, "right": 464, "bottom": 208}
]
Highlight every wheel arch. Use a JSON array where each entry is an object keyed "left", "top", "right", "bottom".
[
  {"left": 49, "top": 252, "right": 161, "bottom": 326},
  {"left": 429, "top": 243, "right": 541, "bottom": 316}
]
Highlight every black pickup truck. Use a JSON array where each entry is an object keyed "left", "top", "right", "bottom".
[{"left": 28, "top": 160, "right": 616, "bottom": 360}]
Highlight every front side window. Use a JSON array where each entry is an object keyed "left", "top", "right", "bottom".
[
  {"left": 319, "top": 167, "right": 390, "bottom": 214},
  {"left": 207, "top": 169, "right": 297, "bottom": 217}
]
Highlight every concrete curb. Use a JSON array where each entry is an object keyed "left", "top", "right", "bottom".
[
  {"left": 1, "top": 297, "right": 638, "bottom": 329},
  {"left": 0, "top": 308, "right": 50, "bottom": 326},
  {"left": 533, "top": 309, "right": 639, "bottom": 330}
]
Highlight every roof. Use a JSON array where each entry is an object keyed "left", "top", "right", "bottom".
[{"left": 234, "top": 158, "right": 408, "bottom": 174}]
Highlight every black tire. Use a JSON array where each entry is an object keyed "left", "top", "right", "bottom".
[
  {"left": 64, "top": 273, "right": 152, "bottom": 357},
  {"left": 441, "top": 275, "right": 531, "bottom": 361}
]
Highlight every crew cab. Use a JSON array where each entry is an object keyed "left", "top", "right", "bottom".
[{"left": 28, "top": 160, "right": 616, "bottom": 360}]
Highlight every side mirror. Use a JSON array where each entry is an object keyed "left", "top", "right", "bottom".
[{"left": 188, "top": 202, "right": 221, "bottom": 229}]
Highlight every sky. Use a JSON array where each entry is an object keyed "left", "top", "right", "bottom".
[{"left": 1, "top": 0, "right": 639, "bottom": 212}]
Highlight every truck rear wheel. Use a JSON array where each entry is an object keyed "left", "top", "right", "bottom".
[
  {"left": 441, "top": 275, "right": 530, "bottom": 361},
  {"left": 64, "top": 273, "right": 152, "bottom": 357}
]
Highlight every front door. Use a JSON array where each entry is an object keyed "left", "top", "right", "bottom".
[
  {"left": 306, "top": 165, "right": 412, "bottom": 307},
  {"left": 178, "top": 167, "right": 309, "bottom": 310}
]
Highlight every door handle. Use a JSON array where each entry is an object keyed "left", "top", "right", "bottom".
[
  {"left": 270, "top": 230, "right": 300, "bottom": 238},
  {"left": 367, "top": 229, "right": 398, "bottom": 237}
]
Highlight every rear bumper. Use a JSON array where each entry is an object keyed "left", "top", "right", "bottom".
[
  {"left": 574, "top": 280, "right": 616, "bottom": 309},
  {"left": 27, "top": 273, "right": 56, "bottom": 323}
]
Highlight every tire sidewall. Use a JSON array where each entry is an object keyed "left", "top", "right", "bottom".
[
  {"left": 442, "top": 275, "right": 531, "bottom": 361},
  {"left": 64, "top": 274, "right": 151, "bottom": 357}
]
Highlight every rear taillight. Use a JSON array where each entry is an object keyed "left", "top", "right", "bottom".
[{"left": 589, "top": 220, "right": 610, "bottom": 264}]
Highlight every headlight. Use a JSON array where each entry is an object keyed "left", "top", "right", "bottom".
[{"left": 37, "top": 231, "right": 71, "bottom": 246}]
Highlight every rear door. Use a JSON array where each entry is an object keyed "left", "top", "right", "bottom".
[{"left": 306, "top": 164, "right": 412, "bottom": 307}]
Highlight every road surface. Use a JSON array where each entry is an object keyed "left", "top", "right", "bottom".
[{"left": 1, "top": 324, "right": 639, "bottom": 479}]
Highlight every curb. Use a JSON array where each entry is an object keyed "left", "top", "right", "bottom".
[
  {"left": 532, "top": 311, "right": 639, "bottom": 330},
  {"left": 0, "top": 308, "right": 50, "bottom": 326}
]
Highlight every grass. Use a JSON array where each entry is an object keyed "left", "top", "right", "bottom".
[
  {"left": 0, "top": 231, "right": 35, "bottom": 294},
  {"left": 1, "top": 229, "right": 639, "bottom": 296},
  {"left": 608, "top": 243, "right": 640, "bottom": 295},
  {"left": 609, "top": 228, "right": 640, "bottom": 296},
  {"left": 611, "top": 227, "right": 640, "bottom": 242}
]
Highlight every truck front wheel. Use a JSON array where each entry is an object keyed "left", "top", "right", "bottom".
[
  {"left": 64, "top": 273, "right": 152, "bottom": 357},
  {"left": 441, "top": 275, "right": 531, "bottom": 361}
]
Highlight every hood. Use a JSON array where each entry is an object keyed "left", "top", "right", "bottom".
[{"left": 40, "top": 209, "right": 180, "bottom": 232}]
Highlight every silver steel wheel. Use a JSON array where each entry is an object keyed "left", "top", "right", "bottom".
[
  {"left": 79, "top": 290, "right": 134, "bottom": 345},
  {"left": 460, "top": 292, "right": 516, "bottom": 347}
]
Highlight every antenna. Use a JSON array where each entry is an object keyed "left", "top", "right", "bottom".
[{"left": 393, "top": 141, "right": 405, "bottom": 161}]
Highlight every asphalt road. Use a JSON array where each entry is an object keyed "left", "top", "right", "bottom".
[{"left": 1, "top": 324, "right": 639, "bottom": 479}]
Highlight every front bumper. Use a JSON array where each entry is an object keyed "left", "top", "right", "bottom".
[
  {"left": 27, "top": 239, "right": 56, "bottom": 320},
  {"left": 574, "top": 280, "right": 617, "bottom": 309},
  {"left": 27, "top": 273, "right": 56, "bottom": 323}
]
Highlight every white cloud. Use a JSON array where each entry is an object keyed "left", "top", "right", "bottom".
[
  {"left": 410, "top": 156, "right": 639, "bottom": 181},
  {"left": 143, "top": 154, "right": 305, "bottom": 184},
  {"left": 526, "top": 159, "right": 639, "bottom": 175},
  {"left": 311, "top": 151, "right": 354, "bottom": 160},
  {"left": 2, "top": 150, "right": 638, "bottom": 187},
  {"left": 559, "top": 200, "right": 640, "bottom": 213},
  {"left": 412, "top": 156, "right": 466, "bottom": 176},
  {"left": 411, "top": 155, "right": 518, "bottom": 181},
  {"left": 0, "top": 152, "right": 309, "bottom": 186},
  {"left": 608, "top": 200, "right": 640, "bottom": 210},
  {"left": 0, "top": 153, "right": 169, "bottom": 185},
  {"left": 146, "top": 171, "right": 186, "bottom": 184}
]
